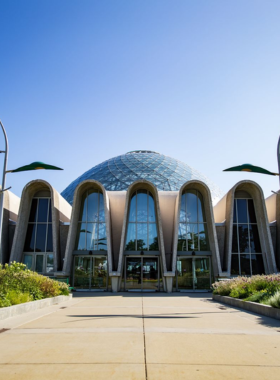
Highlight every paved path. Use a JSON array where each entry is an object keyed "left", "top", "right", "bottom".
[{"left": 0, "top": 293, "right": 280, "bottom": 379}]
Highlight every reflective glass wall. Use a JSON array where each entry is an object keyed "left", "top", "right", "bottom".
[
  {"left": 75, "top": 190, "right": 107, "bottom": 251},
  {"left": 231, "top": 198, "right": 265, "bottom": 275},
  {"left": 23, "top": 198, "right": 54, "bottom": 273},
  {"left": 125, "top": 190, "right": 159, "bottom": 251},
  {"left": 177, "top": 190, "right": 209, "bottom": 251}
]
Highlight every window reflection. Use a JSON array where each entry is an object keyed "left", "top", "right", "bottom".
[
  {"left": 75, "top": 190, "right": 108, "bottom": 251},
  {"left": 178, "top": 190, "right": 209, "bottom": 251},
  {"left": 125, "top": 190, "right": 159, "bottom": 251}
]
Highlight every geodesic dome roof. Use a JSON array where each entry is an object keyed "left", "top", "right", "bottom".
[{"left": 61, "top": 150, "right": 224, "bottom": 205}]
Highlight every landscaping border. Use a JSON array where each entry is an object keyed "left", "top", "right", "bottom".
[
  {"left": 0, "top": 294, "right": 73, "bottom": 321},
  {"left": 213, "top": 294, "right": 280, "bottom": 320}
]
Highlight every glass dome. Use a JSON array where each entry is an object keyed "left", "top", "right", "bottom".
[{"left": 61, "top": 151, "right": 224, "bottom": 205}]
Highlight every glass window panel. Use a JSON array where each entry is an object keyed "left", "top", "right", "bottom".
[
  {"left": 29, "top": 199, "right": 38, "bottom": 222},
  {"left": 46, "top": 225, "right": 53, "bottom": 252},
  {"left": 87, "top": 191, "right": 99, "bottom": 222},
  {"left": 233, "top": 199, "right": 237, "bottom": 223},
  {"left": 199, "top": 223, "right": 209, "bottom": 251},
  {"left": 76, "top": 222, "right": 87, "bottom": 250},
  {"left": 232, "top": 225, "right": 238, "bottom": 253},
  {"left": 86, "top": 223, "right": 98, "bottom": 250},
  {"left": 178, "top": 223, "right": 187, "bottom": 251},
  {"left": 23, "top": 255, "right": 33, "bottom": 270},
  {"left": 240, "top": 254, "right": 251, "bottom": 275},
  {"left": 180, "top": 194, "right": 186, "bottom": 223},
  {"left": 48, "top": 200, "right": 52, "bottom": 223},
  {"left": 98, "top": 223, "right": 107, "bottom": 251},
  {"left": 186, "top": 191, "right": 198, "bottom": 223},
  {"left": 35, "top": 224, "right": 47, "bottom": 252},
  {"left": 251, "top": 254, "right": 265, "bottom": 275},
  {"left": 79, "top": 193, "right": 87, "bottom": 222},
  {"left": 137, "top": 190, "right": 148, "bottom": 222},
  {"left": 129, "top": 194, "right": 136, "bottom": 222},
  {"left": 99, "top": 193, "right": 105, "bottom": 222},
  {"left": 137, "top": 223, "right": 148, "bottom": 251},
  {"left": 148, "top": 194, "right": 156, "bottom": 222},
  {"left": 125, "top": 223, "right": 136, "bottom": 251},
  {"left": 187, "top": 223, "right": 198, "bottom": 251},
  {"left": 247, "top": 199, "right": 256, "bottom": 223},
  {"left": 35, "top": 255, "right": 44, "bottom": 273},
  {"left": 231, "top": 254, "right": 239, "bottom": 275},
  {"left": 197, "top": 192, "right": 206, "bottom": 223},
  {"left": 148, "top": 223, "right": 158, "bottom": 250},
  {"left": 37, "top": 199, "right": 49, "bottom": 223},
  {"left": 46, "top": 254, "right": 54, "bottom": 273},
  {"left": 238, "top": 225, "right": 249, "bottom": 253},
  {"left": 249, "top": 224, "right": 261, "bottom": 253},
  {"left": 236, "top": 199, "right": 248, "bottom": 223},
  {"left": 24, "top": 224, "right": 36, "bottom": 252}
]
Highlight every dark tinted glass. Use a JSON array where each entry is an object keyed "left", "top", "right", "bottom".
[
  {"left": 148, "top": 223, "right": 158, "bottom": 250},
  {"left": 24, "top": 224, "right": 36, "bottom": 252},
  {"left": 148, "top": 194, "right": 156, "bottom": 222},
  {"left": 35, "top": 224, "right": 47, "bottom": 252},
  {"left": 197, "top": 192, "right": 206, "bottom": 222},
  {"left": 37, "top": 199, "right": 49, "bottom": 223},
  {"left": 238, "top": 225, "right": 249, "bottom": 253},
  {"left": 240, "top": 254, "right": 251, "bottom": 275},
  {"left": 251, "top": 254, "right": 265, "bottom": 275},
  {"left": 247, "top": 199, "right": 256, "bottom": 223},
  {"left": 199, "top": 224, "right": 208, "bottom": 251},
  {"left": 186, "top": 191, "right": 197, "bottom": 223},
  {"left": 249, "top": 225, "right": 261, "bottom": 253},
  {"left": 23, "top": 255, "right": 33, "bottom": 269},
  {"left": 35, "top": 255, "right": 44, "bottom": 273},
  {"left": 231, "top": 255, "right": 239, "bottom": 275},
  {"left": 48, "top": 200, "right": 52, "bottom": 223},
  {"left": 79, "top": 193, "right": 87, "bottom": 221},
  {"left": 46, "top": 226, "right": 53, "bottom": 252},
  {"left": 233, "top": 200, "right": 237, "bottom": 223},
  {"left": 232, "top": 225, "right": 238, "bottom": 253},
  {"left": 29, "top": 199, "right": 38, "bottom": 222},
  {"left": 236, "top": 199, "right": 247, "bottom": 223}
]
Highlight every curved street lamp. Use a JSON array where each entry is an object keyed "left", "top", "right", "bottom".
[{"left": 0, "top": 120, "right": 63, "bottom": 264}]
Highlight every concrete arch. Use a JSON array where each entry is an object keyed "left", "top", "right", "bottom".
[
  {"left": 224, "top": 180, "right": 277, "bottom": 274},
  {"left": 172, "top": 180, "right": 222, "bottom": 278},
  {"left": 116, "top": 180, "right": 167, "bottom": 290},
  {"left": 62, "top": 180, "right": 113, "bottom": 275},
  {"left": 10, "top": 179, "right": 71, "bottom": 272}
]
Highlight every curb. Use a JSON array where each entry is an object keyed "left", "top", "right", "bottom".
[
  {"left": 0, "top": 294, "right": 73, "bottom": 321},
  {"left": 213, "top": 294, "right": 280, "bottom": 320}
]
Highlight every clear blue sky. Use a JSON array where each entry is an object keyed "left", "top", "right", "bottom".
[{"left": 0, "top": 0, "right": 280, "bottom": 200}]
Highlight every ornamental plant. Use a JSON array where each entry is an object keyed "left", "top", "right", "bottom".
[{"left": 0, "top": 261, "right": 69, "bottom": 308}]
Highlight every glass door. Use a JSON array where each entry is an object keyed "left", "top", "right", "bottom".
[
  {"left": 176, "top": 257, "right": 211, "bottom": 291},
  {"left": 125, "top": 257, "right": 160, "bottom": 291},
  {"left": 73, "top": 256, "right": 108, "bottom": 290}
]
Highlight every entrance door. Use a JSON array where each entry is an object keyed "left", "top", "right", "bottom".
[
  {"left": 176, "top": 257, "right": 211, "bottom": 291},
  {"left": 73, "top": 256, "right": 108, "bottom": 290},
  {"left": 125, "top": 257, "right": 160, "bottom": 291}
]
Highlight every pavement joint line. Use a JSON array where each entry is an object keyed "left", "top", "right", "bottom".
[{"left": 142, "top": 296, "right": 148, "bottom": 380}]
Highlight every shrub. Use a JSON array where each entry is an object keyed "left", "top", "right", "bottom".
[
  {"left": 0, "top": 261, "right": 70, "bottom": 308},
  {"left": 266, "top": 290, "right": 280, "bottom": 309}
]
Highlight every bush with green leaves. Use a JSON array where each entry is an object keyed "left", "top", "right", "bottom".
[
  {"left": 212, "top": 274, "right": 280, "bottom": 308},
  {"left": 0, "top": 261, "right": 69, "bottom": 308}
]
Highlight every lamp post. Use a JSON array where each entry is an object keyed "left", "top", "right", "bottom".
[{"left": 0, "top": 120, "right": 63, "bottom": 264}]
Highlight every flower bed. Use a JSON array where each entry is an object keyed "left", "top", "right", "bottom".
[
  {"left": 212, "top": 274, "right": 280, "bottom": 308},
  {"left": 0, "top": 262, "right": 70, "bottom": 308}
]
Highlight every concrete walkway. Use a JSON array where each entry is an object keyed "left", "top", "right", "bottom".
[{"left": 0, "top": 293, "right": 280, "bottom": 379}]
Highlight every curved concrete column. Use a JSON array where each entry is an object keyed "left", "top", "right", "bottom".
[
  {"left": 224, "top": 180, "right": 277, "bottom": 274},
  {"left": 116, "top": 180, "right": 167, "bottom": 291},
  {"left": 62, "top": 180, "right": 113, "bottom": 276},
  {"left": 10, "top": 180, "right": 71, "bottom": 272},
  {"left": 172, "top": 180, "right": 223, "bottom": 278}
]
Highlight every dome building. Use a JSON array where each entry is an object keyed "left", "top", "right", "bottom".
[{"left": 6, "top": 150, "right": 279, "bottom": 293}]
